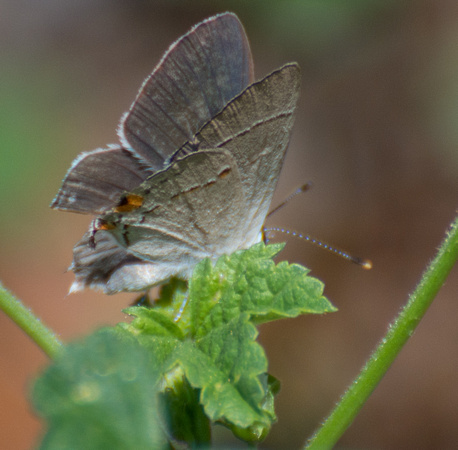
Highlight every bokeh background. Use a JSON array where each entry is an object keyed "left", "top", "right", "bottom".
[{"left": 1, "top": 1, "right": 457, "bottom": 448}]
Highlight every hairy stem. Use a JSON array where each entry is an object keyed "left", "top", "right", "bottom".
[
  {"left": 306, "top": 214, "right": 458, "bottom": 449},
  {"left": 0, "top": 283, "right": 62, "bottom": 359}
]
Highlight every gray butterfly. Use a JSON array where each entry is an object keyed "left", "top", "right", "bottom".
[{"left": 51, "top": 13, "right": 301, "bottom": 294}]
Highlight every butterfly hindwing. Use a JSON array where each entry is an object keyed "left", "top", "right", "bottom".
[
  {"left": 101, "top": 150, "right": 246, "bottom": 261},
  {"left": 71, "top": 149, "right": 246, "bottom": 292},
  {"left": 70, "top": 230, "right": 161, "bottom": 294},
  {"left": 175, "top": 63, "right": 301, "bottom": 242},
  {"left": 51, "top": 146, "right": 151, "bottom": 214}
]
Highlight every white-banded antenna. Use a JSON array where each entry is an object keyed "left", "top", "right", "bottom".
[{"left": 264, "top": 227, "right": 373, "bottom": 270}]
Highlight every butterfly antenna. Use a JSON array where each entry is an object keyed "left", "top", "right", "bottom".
[
  {"left": 267, "top": 182, "right": 313, "bottom": 218},
  {"left": 264, "top": 227, "right": 373, "bottom": 270},
  {"left": 174, "top": 297, "right": 188, "bottom": 322}
]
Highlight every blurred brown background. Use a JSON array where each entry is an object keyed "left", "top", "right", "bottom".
[{"left": 1, "top": 1, "right": 457, "bottom": 448}]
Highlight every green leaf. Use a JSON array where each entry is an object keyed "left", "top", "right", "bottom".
[
  {"left": 118, "top": 309, "right": 271, "bottom": 434},
  {"left": 121, "top": 306, "right": 184, "bottom": 340},
  {"left": 32, "top": 330, "right": 167, "bottom": 449},
  {"left": 117, "top": 243, "right": 335, "bottom": 443},
  {"left": 181, "top": 318, "right": 266, "bottom": 414},
  {"left": 189, "top": 242, "right": 336, "bottom": 334}
]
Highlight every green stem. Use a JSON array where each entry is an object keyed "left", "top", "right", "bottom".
[
  {"left": 306, "top": 214, "right": 458, "bottom": 449},
  {"left": 0, "top": 282, "right": 63, "bottom": 359},
  {"left": 161, "top": 368, "right": 211, "bottom": 446}
]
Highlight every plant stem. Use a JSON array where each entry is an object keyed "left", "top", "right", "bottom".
[
  {"left": 306, "top": 214, "right": 458, "bottom": 449},
  {"left": 0, "top": 283, "right": 63, "bottom": 359},
  {"left": 161, "top": 367, "right": 211, "bottom": 445}
]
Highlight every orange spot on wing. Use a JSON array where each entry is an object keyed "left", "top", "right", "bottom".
[
  {"left": 115, "top": 194, "right": 144, "bottom": 212},
  {"left": 218, "top": 167, "right": 231, "bottom": 179},
  {"left": 169, "top": 168, "right": 231, "bottom": 200}
]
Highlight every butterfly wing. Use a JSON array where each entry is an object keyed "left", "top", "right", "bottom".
[
  {"left": 51, "top": 13, "right": 253, "bottom": 215},
  {"left": 70, "top": 231, "right": 160, "bottom": 294},
  {"left": 119, "top": 12, "right": 254, "bottom": 167},
  {"left": 51, "top": 146, "right": 151, "bottom": 214},
  {"left": 71, "top": 149, "right": 246, "bottom": 292},
  {"left": 175, "top": 63, "right": 301, "bottom": 245}
]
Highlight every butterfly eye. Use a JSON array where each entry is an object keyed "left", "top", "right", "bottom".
[{"left": 114, "top": 194, "right": 144, "bottom": 212}]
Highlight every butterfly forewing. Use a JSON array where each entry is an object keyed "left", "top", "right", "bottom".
[{"left": 120, "top": 12, "right": 254, "bottom": 167}]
